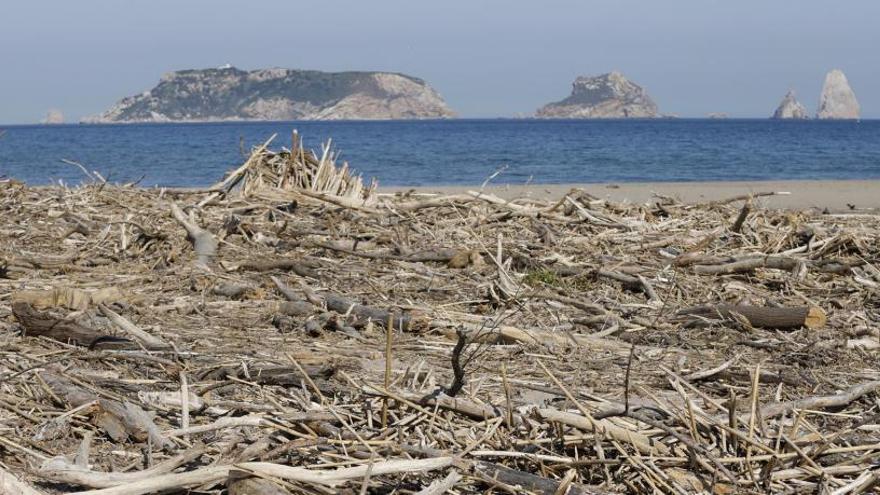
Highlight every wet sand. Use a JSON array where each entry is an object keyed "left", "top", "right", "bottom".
[{"left": 383, "top": 180, "right": 880, "bottom": 212}]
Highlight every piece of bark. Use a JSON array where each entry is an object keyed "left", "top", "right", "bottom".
[
  {"left": 170, "top": 202, "right": 217, "bottom": 268},
  {"left": 447, "top": 249, "right": 482, "bottom": 269},
  {"left": 227, "top": 471, "right": 290, "bottom": 495},
  {"left": 12, "top": 302, "right": 130, "bottom": 348},
  {"left": 677, "top": 304, "right": 826, "bottom": 329}
]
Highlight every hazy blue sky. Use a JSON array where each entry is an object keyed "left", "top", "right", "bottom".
[{"left": 2, "top": 0, "right": 878, "bottom": 123}]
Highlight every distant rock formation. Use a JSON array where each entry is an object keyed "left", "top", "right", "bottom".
[
  {"left": 83, "top": 67, "right": 455, "bottom": 123},
  {"left": 817, "top": 70, "right": 860, "bottom": 120},
  {"left": 772, "top": 90, "right": 808, "bottom": 119},
  {"left": 42, "top": 109, "right": 64, "bottom": 125},
  {"left": 707, "top": 112, "right": 728, "bottom": 119},
  {"left": 536, "top": 71, "right": 659, "bottom": 118}
]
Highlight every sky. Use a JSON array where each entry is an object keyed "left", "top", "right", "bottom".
[{"left": 1, "top": 0, "right": 878, "bottom": 123}]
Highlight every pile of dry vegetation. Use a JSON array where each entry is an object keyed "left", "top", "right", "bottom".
[{"left": 2, "top": 133, "right": 880, "bottom": 494}]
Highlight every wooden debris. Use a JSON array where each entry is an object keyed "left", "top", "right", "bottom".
[
  {"left": 2, "top": 134, "right": 880, "bottom": 493},
  {"left": 678, "top": 304, "right": 827, "bottom": 329}
]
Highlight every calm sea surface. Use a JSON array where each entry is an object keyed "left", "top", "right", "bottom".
[{"left": 1, "top": 119, "right": 879, "bottom": 187}]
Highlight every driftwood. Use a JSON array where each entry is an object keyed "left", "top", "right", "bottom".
[
  {"left": 12, "top": 287, "right": 126, "bottom": 311},
  {"left": 471, "top": 461, "right": 608, "bottom": 495},
  {"left": 535, "top": 408, "right": 668, "bottom": 455},
  {"left": 693, "top": 255, "right": 851, "bottom": 275},
  {"left": 324, "top": 293, "right": 423, "bottom": 331},
  {"left": 12, "top": 302, "right": 128, "bottom": 348},
  {"left": 227, "top": 470, "right": 290, "bottom": 495},
  {"left": 677, "top": 304, "right": 826, "bottom": 329},
  {"left": 61, "top": 457, "right": 454, "bottom": 494},
  {"left": 315, "top": 241, "right": 462, "bottom": 263},
  {"left": 235, "top": 258, "right": 321, "bottom": 278},
  {"left": 0, "top": 465, "right": 45, "bottom": 495},
  {"left": 4, "top": 135, "right": 880, "bottom": 494},
  {"left": 39, "top": 448, "right": 204, "bottom": 488},
  {"left": 98, "top": 304, "right": 169, "bottom": 350},
  {"left": 41, "top": 372, "right": 170, "bottom": 449},
  {"left": 169, "top": 202, "right": 217, "bottom": 268}
]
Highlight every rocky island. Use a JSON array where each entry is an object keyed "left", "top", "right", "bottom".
[
  {"left": 771, "top": 90, "right": 808, "bottom": 119},
  {"left": 536, "top": 71, "right": 659, "bottom": 118},
  {"left": 83, "top": 67, "right": 455, "bottom": 123},
  {"left": 817, "top": 69, "right": 860, "bottom": 120},
  {"left": 41, "top": 109, "right": 65, "bottom": 125}
]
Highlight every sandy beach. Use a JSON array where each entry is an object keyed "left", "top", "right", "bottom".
[{"left": 385, "top": 179, "right": 880, "bottom": 213}]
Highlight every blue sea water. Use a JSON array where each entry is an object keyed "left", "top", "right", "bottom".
[{"left": 1, "top": 119, "right": 879, "bottom": 187}]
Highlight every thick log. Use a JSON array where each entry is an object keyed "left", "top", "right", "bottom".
[
  {"left": 12, "top": 302, "right": 129, "bottom": 348},
  {"left": 677, "top": 304, "right": 826, "bottom": 329}
]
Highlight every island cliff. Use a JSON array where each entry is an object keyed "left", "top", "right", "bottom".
[
  {"left": 84, "top": 67, "right": 455, "bottom": 123},
  {"left": 536, "top": 72, "right": 659, "bottom": 118}
]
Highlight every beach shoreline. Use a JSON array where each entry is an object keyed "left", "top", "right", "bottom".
[{"left": 382, "top": 179, "right": 880, "bottom": 212}]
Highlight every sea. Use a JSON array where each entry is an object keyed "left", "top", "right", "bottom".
[{"left": 1, "top": 119, "right": 879, "bottom": 187}]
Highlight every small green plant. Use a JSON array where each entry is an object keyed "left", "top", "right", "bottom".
[{"left": 523, "top": 268, "right": 561, "bottom": 287}]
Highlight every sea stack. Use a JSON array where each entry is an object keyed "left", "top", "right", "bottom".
[
  {"left": 817, "top": 70, "right": 860, "bottom": 120},
  {"left": 771, "top": 90, "right": 808, "bottom": 119},
  {"left": 536, "top": 71, "right": 659, "bottom": 118}
]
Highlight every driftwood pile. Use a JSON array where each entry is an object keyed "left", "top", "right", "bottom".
[{"left": 2, "top": 135, "right": 880, "bottom": 494}]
